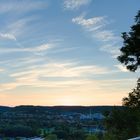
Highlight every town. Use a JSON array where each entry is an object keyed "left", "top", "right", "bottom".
[{"left": 0, "top": 106, "right": 114, "bottom": 140}]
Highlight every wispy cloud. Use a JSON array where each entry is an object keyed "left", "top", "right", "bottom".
[
  {"left": 0, "top": 1, "right": 47, "bottom": 40},
  {"left": 0, "top": 68, "right": 4, "bottom": 72},
  {"left": 0, "top": 43, "right": 53, "bottom": 54},
  {"left": 0, "top": 75, "right": 136, "bottom": 95},
  {"left": 115, "top": 64, "right": 129, "bottom": 72},
  {"left": 72, "top": 14, "right": 117, "bottom": 42},
  {"left": 72, "top": 15, "right": 105, "bottom": 29},
  {"left": 6, "top": 16, "right": 38, "bottom": 38},
  {"left": 0, "top": 33, "right": 16, "bottom": 41},
  {"left": 100, "top": 44, "right": 120, "bottom": 57},
  {"left": 64, "top": 0, "right": 91, "bottom": 10},
  {"left": 0, "top": 79, "right": 98, "bottom": 92},
  {"left": 72, "top": 14, "right": 121, "bottom": 57},
  {"left": 0, "top": 0, "right": 47, "bottom": 14},
  {"left": 11, "top": 62, "right": 111, "bottom": 79},
  {"left": 0, "top": 62, "right": 113, "bottom": 91},
  {"left": 95, "top": 30, "right": 116, "bottom": 42},
  {"left": 19, "top": 43, "right": 53, "bottom": 53},
  {"left": 0, "top": 16, "right": 39, "bottom": 45}
]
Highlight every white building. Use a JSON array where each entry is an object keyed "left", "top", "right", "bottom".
[{"left": 80, "top": 113, "right": 105, "bottom": 120}]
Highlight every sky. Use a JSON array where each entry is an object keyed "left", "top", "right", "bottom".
[{"left": 0, "top": 0, "right": 139, "bottom": 106}]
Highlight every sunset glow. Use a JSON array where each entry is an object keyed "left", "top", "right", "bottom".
[{"left": 0, "top": 0, "right": 139, "bottom": 106}]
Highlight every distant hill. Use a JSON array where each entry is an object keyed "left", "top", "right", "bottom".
[
  {"left": 0, "top": 106, "right": 11, "bottom": 111},
  {"left": 0, "top": 105, "right": 123, "bottom": 114}
]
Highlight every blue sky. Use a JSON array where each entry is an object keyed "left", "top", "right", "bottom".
[{"left": 0, "top": 0, "right": 139, "bottom": 106}]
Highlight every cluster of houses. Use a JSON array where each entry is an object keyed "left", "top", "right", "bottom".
[
  {"left": 80, "top": 113, "right": 105, "bottom": 120},
  {"left": 0, "top": 111, "right": 106, "bottom": 139}
]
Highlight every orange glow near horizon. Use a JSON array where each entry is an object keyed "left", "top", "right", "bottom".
[{"left": 0, "top": 91, "right": 127, "bottom": 107}]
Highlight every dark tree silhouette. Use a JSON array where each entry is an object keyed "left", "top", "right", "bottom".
[
  {"left": 118, "top": 10, "right": 140, "bottom": 72},
  {"left": 123, "top": 78, "right": 140, "bottom": 107},
  {"left": 105, "top": 10, "right": 140, "bottom": 140},
  {"left": 118, "top": 10, "right": 140, "bottom": 107}
]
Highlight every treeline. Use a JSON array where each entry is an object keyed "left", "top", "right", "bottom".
[
  {"left": 0, "top": 125, "right": 38, "bottom": 137},
  {"left": 0, "top": 105, "right": 121, "bottom": 114}
]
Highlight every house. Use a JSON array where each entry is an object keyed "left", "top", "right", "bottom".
[
  {"left": 92, "top": 113, "right": 105, "bottom": 120},
  {"left": 80, "top": 113, "right": 105, "bottom": 120}
]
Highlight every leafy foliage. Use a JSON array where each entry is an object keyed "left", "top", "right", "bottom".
[
  {"left": 0, "top": 125, "right": 38, "bottom": 137},
  {"left": 105, "top": 78, "right": 140, "bottom": 140},
  {"left": 86, "top": 134, "right": 99, "bottom": 140},
  {"left": 123, "top": 78, "right": 140, "bottom": 107},
  {"left": 45, "top": 134, "right": 57, "bottom": 140},
  {"left": 118, "top": 10, "right": 140, "bottom": 71},
  {"left": 105, "top": 108, "right": 140, "bottom": 140}
]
